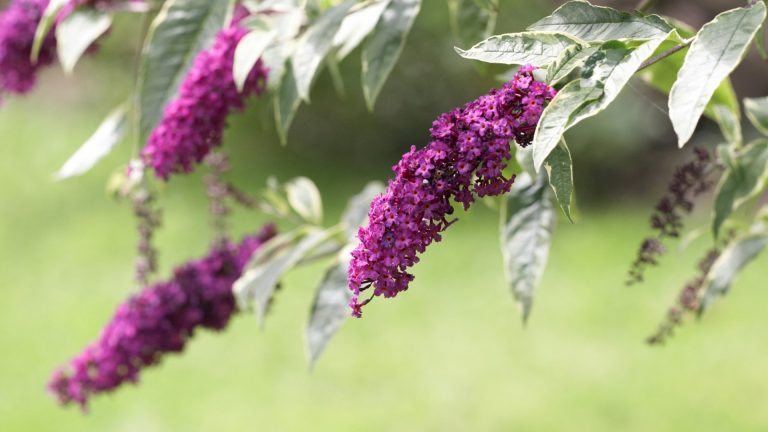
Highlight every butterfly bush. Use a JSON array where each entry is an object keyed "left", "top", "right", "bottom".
[
  {"left": 141, "top": 9, "right": 269, "bottom": 180},
  {"left": 47, "top": 225, "right": 276, "bottom": 410},
  {"left": 0, "top": 0, "right": 55, "bottom": 104},
  {"left": 348, "top": 65, "right": 556, "bottom": 317}
]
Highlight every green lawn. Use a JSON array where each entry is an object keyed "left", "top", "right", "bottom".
[{"left": 2, "top": 95, "right": 767, "bottom": 431}]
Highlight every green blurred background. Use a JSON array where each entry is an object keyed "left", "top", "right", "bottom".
[{"left": 1, "top": 0, "right": 767, "bottom": 430}]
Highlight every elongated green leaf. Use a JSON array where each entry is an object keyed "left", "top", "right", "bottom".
[
  {"left": 274, "top": 63, "right": 302, "bottom": 145},
  {"left": 569, "top": 38, "right": 665, "bottom": 126},
  {"left": 713, "top": 104, "right": 742, "bottom": 146},
  {"left": 637, "top": 37, "right": 738, "bottom": 121},
  {"left": 532, "top": 80, "right": 602, "bottom": 171},
  {"left": 532, "top": 38, "right": 666, "bottom": 170},
  {"left": 544, "top": 139, "right": 574, "bottom": 222},
  {"left": 233, "top": 29, "right": 276, "bottom": 91},
  {"left": 712, "top": 139, "right": 768, "bottom": 236},
  {"left": 340, "top": 181, "right": 384, "bottom": 240},
  {"left": 259, "top": 9, "right": 305, "bottom": 90},
  {"left": 757, "top": 0, "right": 768, "bottom": 59},
  {"left": 55, "top": 9, "right": 112, "bottom": 74},
  {"left": 528, "top": 1, "right": 672, "bottom": 42},
  {"left": 546, "top": 43, "right": 597, "bottom": 85},
  {"left": 291, "top": 1, "right": 354, "bottom": 102},
  {"left": 55, "top": 105, "right": 128, "bottom": 180},
  {"left": 286, "top": 177, "right": 323, "bottom": 225},
  {"left": 701, "top": 234, "right": 768, "bottom": 310},
  {"left": 362, "top": 0, "right": 421, "bottom": 110},
  {"left": 138, "top": 0, "right": 234, "bottom": 143},
  {"left": 500, "top": 173, "right": 556, "bottom": 323},
  {"left": 333, "top": 0, "right": 391, "bottom": 60},
  {"left": 448, "top": 0, "right": 497, "bottom": 49},
  {"left": 234, "top": 228, "right": 335, "bottom": 325},
  {"left": 455, "top": 32, "right": 578, "bottom": 66},
  {"left": 306, "top": 249, "right": 353, "bottom": 366},
  {"left": 31, "top": 0, "right": 67, "bottom": 63},
  {"left": 744, "top": 96, "right": 768, "bottom": 136},
  {"left": 669, "top": 3, "right": 766, "bottom": 148}
]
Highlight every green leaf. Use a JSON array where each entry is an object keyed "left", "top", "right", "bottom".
[
  {"left": 55, "top": 9, "right": 112, "bottom": 75},
  {"left": 286, "top": 177, "right": 323, "bottom": 225},
  {"left": 568, "top": 38, "right": 666, "bottom": 127},
  {"left": 258, "top": 8, "right": 305, "bottom": 90},
  {"left": 712, "top": 139, "right": 768, "bottom": 237},
  {"left": 528, "top": 0, "right": 673, "bottom": 42},
  {"left": 713, "top": 104, "right": 742, "bottom": 147},
  {"left": 306, "top": 247, "right": 353, "bottom": 366},
  {"left": 55, "top": 104, "right": 128, "bottom": 180},
  {"left": 234, "top": 228, "right": 335, "bottom": 325},
  {"left": 532, "top": 80, "right": 602, "bottom": 172},
  {"left": 137, "top": 0, "right": 234, "bottom": 143},
  {"left": 744, "top": 96, "right": 768, "bottom": 136},
  {"left": 233, "top": 29, "right": 276, "bottom": 92},
  {"left": 455, "top": 32, "right": 579, "bottom": 67},
  {"left": 701, "top": 234, "right": 768, "bottom": 311},
  {"left": 546, "top": 43, "right": 598, "bottom": 85},
  {"left": 274, "top": 63, "right": 302, "bottom": 145},
  {"left": 500, "top": 172, "right": 556, "bottom": 323},
  {"left": 669, "top": 2, "right": 766, "bottom": 147},
  {"left": 757, "top": 0, "right": 768, "bottom": 59},
  {"left": 333, "top": 0, "right": 391, "bottom": 61},
  {"left": 31, "top": 0, "right": 67, "bottom": 63},
  {"left": 543, "top": 139, "right": 574, "bottom": 222},
  {"left": 291, "top": 1, "right": 354, "bottom": 102},
  {"left": 637, "top": 36, "right": 738, "bottom": 121},
  {"left": 361, "top": 0, "right": 421, "bottom": 110},
  {"left": 340, "top": 181, "right": 385, "bottom": 240},
  {"left": 532, "top": 38, "right": 666, "bottom": 170},
  {"left": 448, "top": 0, "right": 498, "bottom": 49}
]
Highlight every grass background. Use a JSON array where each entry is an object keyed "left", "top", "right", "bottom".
[{"left": 1, "top": 96, "right": 767, "bottom": 431}]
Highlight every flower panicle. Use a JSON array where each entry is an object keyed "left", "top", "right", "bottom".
[
  {"left": 347, "top": 65, "right": 556, "bottom": 317},
  {"left": 141, "top": 7, "right": 268, "bottom": 180},
  {"left": 47, "top": 225, "right": 276, "bottom": 410},
  {"left": 646, "top": 246, "right": 722, "bottom": 345},
  {"left": 0, "top": 0, "right": 56, "bottom": 104},
  {"left": 627, "top": 147, "right": 713, "bottom": 285}
]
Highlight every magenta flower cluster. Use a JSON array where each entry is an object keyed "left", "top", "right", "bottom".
[
  {"left": 347, "top": 65, "right": 556, "bottom": 317},
  {"left": 0, "top": 0, "right": 55, "bottom": 104},
  {"left": 48, "top": 225, "right": 276, "bottom": 409},
  {"left": 141, "top": 11, "right": 268, "bottom": 180}
]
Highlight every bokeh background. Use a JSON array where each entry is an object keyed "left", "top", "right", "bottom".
[{"left": 1, "top": 0, "right": 767, "bottom": 430}]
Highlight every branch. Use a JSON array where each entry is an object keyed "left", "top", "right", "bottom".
[
  {"left": 637, "top": 41, "right": 690, "bottom": 71},
  {"left": 635, "top": 0, "right": 660, "bottom": 13}
]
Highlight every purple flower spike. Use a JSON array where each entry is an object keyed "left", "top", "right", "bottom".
[
  {"left": 348, "top": 65, "right": 556, "bottom": 316},
  {"left": 141, "top": 9, "right": 269, "bottom": 180},
  {"left": 48, "top": 224, "right": 276, "bottom": 410},
  {"left": 0, "top": 0, "right": 56, "bottom": 104}
]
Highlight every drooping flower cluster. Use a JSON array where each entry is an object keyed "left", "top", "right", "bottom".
[
  {"left": 48, "top": 225, "right": 276, "bottom": 410},
  {"left": 627, "top": 147, "right": 713, "bottom": 285},
  {"left": 141, "top": 9, "right": 269, "bottom": 180},
  {"left": 646, "top": 245, "right": 722, "bottom": 345},
  {"left": 0, "top": 0, "right": 55, "bottom": 104},
  {"left": 348, "top": 65, "right": 556, "bottom": 317}
]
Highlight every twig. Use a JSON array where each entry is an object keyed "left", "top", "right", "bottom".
[
  {"left": 637, "top": 41, "right": 690, "bottom": 72},
  {"left": 635, "top": 0, "right": 660, "bottom": 13}
]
